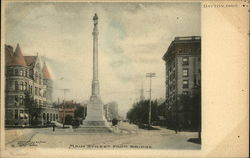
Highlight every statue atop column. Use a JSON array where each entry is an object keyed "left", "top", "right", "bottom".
[{"left": 80, "top": 14, "right": 110, "bottom": 131}]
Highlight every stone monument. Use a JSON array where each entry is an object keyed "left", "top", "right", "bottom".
[{"left": 80, "top": 14, "right": 110, "bottom": 131}]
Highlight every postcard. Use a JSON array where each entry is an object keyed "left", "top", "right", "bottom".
[{"left": 1, "top": 0, "right": 249, "bottom": 157}]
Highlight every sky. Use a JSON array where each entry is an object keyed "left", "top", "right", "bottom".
[{"left": 5, "top": 2, "right": 201, "bottom": 118}]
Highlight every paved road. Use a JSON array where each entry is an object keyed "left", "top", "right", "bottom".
[{"left": 5, "top": 122, "right": 201, "bottom": 149}]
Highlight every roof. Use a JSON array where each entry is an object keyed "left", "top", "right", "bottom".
[
  {"left": 42, "top": 62, "right": 52, "bottom": 80},
  {"left": 162, "top": 36, "right": 201, "bottom": 61},
  {"left": 5, "top": 44, "right": 27, "bottom": 66},
  {"left": 5, "top": 45, "right": 14, "bottom": 65},
  {"left": 24, "top": 56, "right": 37, "bottom": 66}
]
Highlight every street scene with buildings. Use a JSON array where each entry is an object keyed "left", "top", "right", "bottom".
[{"left": 3, "top": 2, "right": 201, "bottom": 150}]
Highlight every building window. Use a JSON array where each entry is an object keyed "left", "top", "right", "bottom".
[
  {"left": 183, "top": 80, "right": 189, "bottom": 88},
  {"left": 30, "top": 85, "right": 33, "bottom": 94},
  {"left": 178, "top": 48, "right": 183, "bottom": 53},
  {"left": 7, "top": 109, "right": 13, "bottom": 119},
  {"left": 15, "top": 81, "right": 18, "bottom": 91},
  {"left": 14, "top": 95, "right": 19, "bottom": 106},
  {"left": 20, "top": 95, "right": 24, "bottom": 105},
  {"left": 56, "top": 114, "right": 58, "bottom": 120},
  {"left": 35, "top": 87, "right": 38, "bottom": 95},
  {"left": 50, "top": 113, "right": 52, "bottom": 121},
  {"left": 24, "top": 82, "right": 27, "bottom": 91},
  {"left": 15, "top": 69, "right": 18, "bottom": 76},
  {"left": 182, "top": 57, "right": 189, "bottom": 65},
  {"left": 183, "top": 69, "right": 189, "bottom": 77},
  {"left": 53, "top": 114, "right": 55, "bottom": 121},
  {"left": 14, "top": 109, "right": 18, "bottom": 119},
  {"left": 7, "top": 69, "right": 13, "bottom": 76},
  {"left": 20, "top": 110, "right": 24, "bottom": 119},
  {"left": 20, "top": 82, "right": 24, "bottom": 91},
  {"left": 43, "top": 113, "right": 46, "bottom": 120},
  {"left": 20, "top": 70, "right": 23, "bottom": 76},
  {"left": 47, "top": 113, "right": 49, "bottom": 122}
]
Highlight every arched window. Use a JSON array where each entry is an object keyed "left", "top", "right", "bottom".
[
  {"left": 47, "top": 113, "right": 49, "bottom": 123},
  {"left": 15, "top": 81, "right": 18, "bottom": 91},
  {"left": 43, "top": 113, "right": 46, "bottom": 120},
  {"left": 53, "top": 114, "right": 55, "bottom": 121},
  {"left": 50, "top": 113, "right": 52, "bottom": 121},
  {"left": 15, "top": 69, "right": 18, "bottom": 76},
  {"left": 20, "top": 70, "right": 23, "bottom": 76}
]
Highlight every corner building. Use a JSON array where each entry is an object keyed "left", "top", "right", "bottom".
[
  {"left": 5, "top": 44, "right": 58, "bottom": 126},
  {"left": 162, "top": 36, "right": 201, "bottom": 128}
]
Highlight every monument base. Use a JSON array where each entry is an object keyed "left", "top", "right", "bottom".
[{"left": 78, "top": 95, "right": 112, "bottom": 133}]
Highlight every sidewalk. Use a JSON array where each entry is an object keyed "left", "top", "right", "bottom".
[{"left": 5, "top": 128, "right": 37, "bottom": 145}]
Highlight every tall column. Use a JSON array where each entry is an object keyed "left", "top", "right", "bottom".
[{"left": 92, "top": 13, "right": 99, "bottom": 96}]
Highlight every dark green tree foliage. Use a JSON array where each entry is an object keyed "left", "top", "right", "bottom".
[
  {"left": 127, "top": 100, "right": 159, "bottom": 124},
  {"left": 65, "top": 115, "right": 73, "bottom": 125},
  {"left": 191, "top": 92, "right": 201, "bottom": 131},
  {"left": 74, "top": 106, "right": 85, "bottom": 119},
  {"left": 24, "top": 91, "right": 42, "bottom": 125}
]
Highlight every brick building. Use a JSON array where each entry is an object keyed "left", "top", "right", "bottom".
[
  {"left": 162, "top": 36, "right": 201, "bottom": 129},
  {"left": 58, "top": 100, "right": 86, "bottom": 124},
  {"left": 5, "top": 44, "right": 58, "bottom": 126}
]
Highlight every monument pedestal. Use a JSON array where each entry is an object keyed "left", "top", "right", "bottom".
[{"left": 80, "top": 95, "right": 112, "bottom": 132}]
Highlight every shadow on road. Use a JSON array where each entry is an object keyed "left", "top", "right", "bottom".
[{"left": 187, "top": 138, "right": 201, "bottom": 144}]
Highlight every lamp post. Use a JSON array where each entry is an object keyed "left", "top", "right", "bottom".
[{"left": 146, "top": 72, "right": 156, "bottom": 130}]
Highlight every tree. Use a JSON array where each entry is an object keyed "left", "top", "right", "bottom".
[
  {"left": 24, "top": 91, "right": 42, "bottom": 126},
  {"left": 126, "top": 100, "right": 159, "bottom": 125},
  {"left": 65, "top": 115, "right": 73, "bottom": 125},
  {"left": 74, "top": 105, "right": 85, "bottom": 119}
]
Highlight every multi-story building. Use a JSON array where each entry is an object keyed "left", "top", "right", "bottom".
[
  {"left": 103, "top": 102, "right": 119, "bottom": 121},
  {"left": 5, "top": 44, "right": 58, "bottom": 126},
  {"left": 162, "top": 36, "right": 201, "bottom": 129}
]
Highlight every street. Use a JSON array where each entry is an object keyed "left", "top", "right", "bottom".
[{"left": 5, "top": 122, "right": 200, "bottom": 149}]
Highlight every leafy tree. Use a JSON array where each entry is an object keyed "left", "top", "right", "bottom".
[
  {"left": 74, "top": 105, "right": 85, "bottom": 119},
  {"left": 65, "top": 115, "right": 73, "bottom": 125},
  {"left": 24, "top": 91, "right": 42, "bottom": 126},
  {"left": 126, "top": 100, "right": 159, "bottom": 125}
]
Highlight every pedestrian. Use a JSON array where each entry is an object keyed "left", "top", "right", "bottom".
[
  {"left": 53, "top": 124, "right": 55, "bottom": 132},
  {"left": 174, "top": 124, "right": 178, "bottom": 134}
]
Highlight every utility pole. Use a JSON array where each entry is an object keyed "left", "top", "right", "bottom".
[
  {"left": 146, "top": 72, "right": 156, "bottom": 130},
  {"left": 58, "top": 88, "right": 70, "bottom": 127}
]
